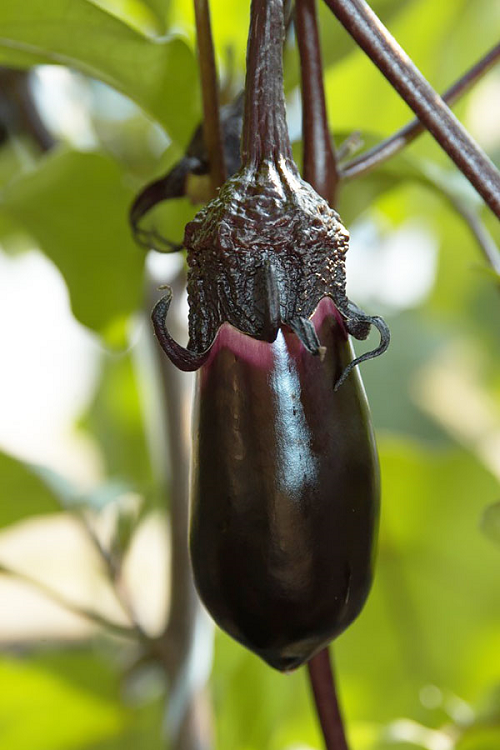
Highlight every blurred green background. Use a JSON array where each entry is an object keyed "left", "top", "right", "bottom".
[{"left": 0, "top": 0, "right": 499, "bottom": 748}]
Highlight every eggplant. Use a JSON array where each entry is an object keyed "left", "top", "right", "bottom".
[
  {"left": 190, "top": 298, "right": 379, "bottom": 671},
  {"left": 148, "top": 0, "right": 389, "bottom": 671}
]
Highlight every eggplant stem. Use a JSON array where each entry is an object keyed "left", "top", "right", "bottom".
[
  {"left": 308, "top": 649, "right": 350, "bottom": 750},
  {"left": 193, "top": 0, "right": 227, "bottom": 193},
  {"left": 242, "top": 0, "right": 292, "bottom": 166},
  {"left": 295, "top": 0, "right": 338, "bottom": 204}
]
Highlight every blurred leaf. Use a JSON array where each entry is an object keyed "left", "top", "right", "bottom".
[
  {"left": 212, "top": 631, "right": 322, "bottom": 750},
  {"left": 90, "top": 0, "right": 171, "bottom": 34},
  {"left": 285, "top": 0, "right": 414, "bottom": 92},
  {"left": 166, "top": 0, "right": 250, "bottom": 75},
  {"left": 168, "top": 0, "right": 412, "bottom": 92},
  {"left": 139, "top": 0, "right": 171, "bottom": 29},
  {"left": 323, "top": 0, "right": 483, "bottom": 139},
  {"left": 360, "top": 311, "right": 450, "bottom": 444},
  {"left": 338, "top": 135, "right": 427, "bottom": 224},
  {"left": 140, "top": 196, "right": 198, "bottom": 249},
  {"left": 0, "top": 0, "right": 200, "bottom": 143},
  {"left": 481, "top": 502, "right": 500, "bottom": 548},
  {"left": 7, "top": 647, "right": 167, "bottom": 750},
  {"left": 80, "top": 347, "right": 154, "bottom": 497},
  {"left": 0, "top": 451, "right": 61, "bottom": 529},
  {"left": 0, "top": 653, "right": 125, "bottom": 749},
  {"left": 1, "top": 149, "right": 144, "bottom": 339},
  {"left": 336, "top": 437, "right": 500, "bottom": 727},
  {"left": 456, "top": 725, "right": 500, "bottom": 750}
]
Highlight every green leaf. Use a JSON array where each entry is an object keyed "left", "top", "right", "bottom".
[
  {"left": 481, "top": 501, "right": 500, "bottom": 548},
  {"left": 89, "top": 0, "right": 171, "bottom": 35},
  {"left": 1, "top": 149, "right": 144, "bottom": 339},
  {"left": 336, "top": 438, "right": 500, "bottom": 726},
  {"left": 79, "top": 347, "right": 155, "bottom": 496},
  {"left": 456, "top": 725, "right": 500, "bottom": 750},
  {"left": 166, "top": 0, "right": 250, "bottom": 75},
  {"left": 285, "top": 0, "right": 415, "bottom": 92},
  {"left": 0, "top": 647, "right": 166, "bottom": 750},
  {"left": 0, "top": 451, "right": 61, "bottom": 529},
  {"left": 0, "top": 652, "right": 125, "bottom": 750},
  {"left": 212, "top": 631, "right": 322, "bottom": 750},
  {"left": 0, "top": 0, "right": 200, "bottom": 143}
]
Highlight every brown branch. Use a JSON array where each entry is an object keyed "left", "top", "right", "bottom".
[
  {"left": 194, "top": 0, "right": 226, "bottom": 193},
  {"left": 308, "top": 649, "right": 349, "bottom": 750},
  {"left": 445, "top": 195, "right": 500, "bottom": 278},
  {"left": 322, "top": 0, "right": 500, "bottom": 217},
  {"left": 340, "top": 43, "right": 500, "bottom": 181},
  {"left": 295, "top": 0, "right": 338, "bottom": 204}
]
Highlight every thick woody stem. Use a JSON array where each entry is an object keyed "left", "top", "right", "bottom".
[
  {"left": 242, "top": 0, "right": 292, "bottom": 166},
  {"left": 322, "top": 0, "right": 500, "bottom": 217},
  {"left": 194, "top": 0, "right": 226, "bottom": 192},
  {"left": 308, "top": 649, "right": 349, "bottom": 750},
  {"left": 341, "top": 43, "right": 500, "bottom": 181},
  {"left": 295, "top": 0, "right": 338, "bottom": 204}
]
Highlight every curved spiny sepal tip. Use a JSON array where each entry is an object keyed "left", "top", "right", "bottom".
[{"left": 334, "top": 314, "right": 390, "bottom": 391}]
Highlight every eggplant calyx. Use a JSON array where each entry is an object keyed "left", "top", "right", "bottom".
[
  {"left": 151, "top": 288, "right": 213, "bottom": 371},
  {"left": 287, "top": 316, "right": 324, "bottom": 358},
  {"left": 334, "top": 300, "right": 390, "bottom": 390}
]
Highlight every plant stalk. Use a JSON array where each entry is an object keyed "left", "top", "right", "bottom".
[
  {"left": 308, "top": 649, "right": 349, "bottom": 750},
  {"left": 340, "top": 42, "right": 500, "bottom": 181},
  {"left": 322, "top": 0, "right": 500, "bottom": 217},
  {"left": 242, "top": 0, "right": 292, "bottom": 166},
  {"left": 193, "top": 0, "right": 226, "bottom": 192},
  {"left": 295, "top": 0, "right": 338, "bottom": 204}
]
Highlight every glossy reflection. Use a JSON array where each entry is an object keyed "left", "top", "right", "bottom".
[{"left": 189, "top": 298, "right": 379, "bottom": 671}]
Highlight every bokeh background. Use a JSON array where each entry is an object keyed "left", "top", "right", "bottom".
[{"left": 0, "top": 0, "right": 499, "bottom": 748}]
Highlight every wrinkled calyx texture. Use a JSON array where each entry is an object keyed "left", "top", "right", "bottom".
[
  {"left": 184, "top": 156, "right": 349, "bottom": 352},
  {"left": 151, "top": 0, "right": 388, "bottom": 385}
]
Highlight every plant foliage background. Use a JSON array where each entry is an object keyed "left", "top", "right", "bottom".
[{"left": 0, "top": 0, "right": 499, "bottom": 748}]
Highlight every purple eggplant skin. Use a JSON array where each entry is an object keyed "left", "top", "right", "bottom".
[{"left": 189, "top": 297, "right": 380, "bottom": 672}]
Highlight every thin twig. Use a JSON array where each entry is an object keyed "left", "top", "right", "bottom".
[
  {"left": 75, "top": 511, "right": 150, "bottom": 641},
  {"left": 0, "top": 562, "right": 139, "bottom": 640},
  {"left": 193, "top": 0, "right": 227, "bottom": 193},
  {"left": 322, "top": 0, "right": 500, "bottom": 217},
  {"left": 340, "top": 43, "right": 500, "bottom": 181},
  {"left": 446, "top": 194, "right": 500, "bottom": 277},
  {"left": 308, "top": 649, "right": 349, "bottom": 750},
  {"left": 295, "top": 0, "right": 338, "bottom": 204}
]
